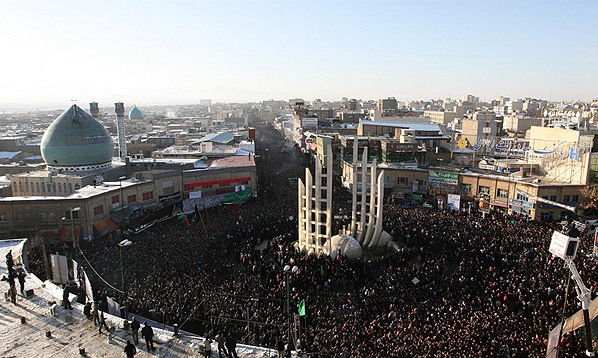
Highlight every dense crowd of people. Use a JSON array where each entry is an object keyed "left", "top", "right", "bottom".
[{"left": 27, "top": 122, "right": 598, "bottom": 357}]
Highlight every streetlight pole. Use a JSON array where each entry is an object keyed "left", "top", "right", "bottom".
[
  {"left": 69, "top": 207, "right": 81, "bottom": 249},
  {"left": 119, "top": 176, "right": 127, "bottom": 229},
  {"left": 180, "top": 163, "right": 185, "bottom": 201},
  {"left": 119, "top": 238, "right": 132, "bottom": 318},
  {"left": 283, "top": 264, "right": 298, "bottom": 346},
  {"left": 68, "top": 207, "right": 81, "bottom": 287}
]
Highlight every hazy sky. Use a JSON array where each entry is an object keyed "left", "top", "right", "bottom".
[{"left": 1, "top": 0, "right": 596, "bottom": 108}]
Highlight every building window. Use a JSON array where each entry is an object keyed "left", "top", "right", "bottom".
[
  {"left": 397, "top": 177, "right": 408, "bottom": 185},
  {"left": 497, "top": 188, "right": 509, "bottom": 199},
  {"left": 564, "top": 195, "right": 570, "bottom": 203},
  {"left": 0, "top": 213, "right": 5, "bottom": 222},
  {"left": 384, "top": 176, "right": 390, "bottom": 184},
  {"left": 540, "top": 211, "right": 553, "bottom": 221},
  {"left": 462, "top": 184, "right": 472, "bottom": 195},
  {"left": 16, "top": 212, "right": 26, "bottom": 222},
  {"left": 516, "top": 192, "right": 528, "bottom": 201},
  {"left": 142, "top": 191, "right": 154, "bottom": 201},
  {"left": 127, "top": 195, "right": 137, "bottom": 203},
  {"left": 417, "top": 179, "right": 427, "bottom": 187},
  {"left": 478, "top": 186, "right": 491, "bottom": 195},
  {"left": 65, "top": 210, "right": 80, "bottom": 220},
  {"left": 112, "top": 195, "right": 120, "bottom": 204},
  {"left": 93, "top": 205, "right": 104, "bottom": 216},
  {"left": 40, "top": 212, "right": 56, "bottom": 221},
  {"left": 550, "top": 195, "right": 557, "bottom": 202},
  {"left": 572, "top": 195, "right": 579, "bottom": 202}
]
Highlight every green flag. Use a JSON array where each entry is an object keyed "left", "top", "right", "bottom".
[{"left": 298, "top": 299, "right": 306, "bottom": 316}]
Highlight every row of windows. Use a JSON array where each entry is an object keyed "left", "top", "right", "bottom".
[
  {"left": 14, "top": 181, "right": 78, "bottom": 195},
  {"left": 383, "top": 177, "right": 427, "bottom": 187},
  {"left": 461, "top": 183, "right": 580, "bottom": 203},
  {"left": 185, "top": 181, "right": 250, "bottom": 191},
  {"left": 0, "top": 210, "right": 77, "bottom": 223},
  {"left": 2, "top": 191, "right": 157, "bottom": 223}
]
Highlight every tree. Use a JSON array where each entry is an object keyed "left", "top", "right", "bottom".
[{"left": 580, "top": 185, "right": 598, "bottom": 217}]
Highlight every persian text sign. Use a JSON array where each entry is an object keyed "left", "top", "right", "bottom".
[{"left": 428, "top": 170, "right": 459, "bottom": 186}]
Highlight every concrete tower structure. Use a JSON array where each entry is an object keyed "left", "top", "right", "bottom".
[
  {"left": 298, "top": 137, "right": 333, "bottom": 255},
  {"left": 298, "top": 135, "right": 391, "bottom": 258},
  {"left": 348, "top": 141, "right": 391, "bottom": 248},
  {"left": 114, "top": 102, "right": 127, "bottom": 161}
]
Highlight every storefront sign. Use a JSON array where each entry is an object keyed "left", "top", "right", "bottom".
[
  {"left": 428, "top": 170, "right": 459, "bottom": 186},
  {"left": 159, "top": 191, "right": 181, "bottom": 203}
]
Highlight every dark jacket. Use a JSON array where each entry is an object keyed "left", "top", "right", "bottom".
[
  {"left": 142, "top": 325, "right": 154, "bottom": 339},
  {"left": 225, "top": 334, "right": 237, "bottom": 348},
  {"left": 83, "top": 303, "right": 91, "bottom": 317},
  {"left": 131, "top": 319, "right": 140, "bottom": 331},
  {"left": 62, "top": 285, "right": 70, "bottom": 300},
  {"left": 124, "top": 342, "right": 137, "bottom": 357}
]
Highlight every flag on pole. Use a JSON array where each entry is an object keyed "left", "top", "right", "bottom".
[
  {"left": 298, "top": 299, "right": 306, "bottom": 316},
  {"left": 204, "top": 205, "right": 210, "bottom": 231}
]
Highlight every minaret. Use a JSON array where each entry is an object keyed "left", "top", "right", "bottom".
[
  {"left": 115, "top": 102, "right": 127, "bottom": 161},
  {"left": 89, "top": 102, "right": 99, "bottom": 119}
]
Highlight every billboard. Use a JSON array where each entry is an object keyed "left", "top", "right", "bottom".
[
  {"left": 549, "top": 231, "right": 578, "bottom": 260},
  {"left": 428, "top": 170, "right": 459, "bottom": 186},
  {"left": 301, "top": 118, "right": 318, "bottom": 128},
  {"left": 447, "top": 194, "right": 461, "bottom": 211},
  {"left": 50, "top": 254, "right": 69, "bottom": 284},
  {"left": 382, "top": 141, "right": 418, "bottom": 152}
]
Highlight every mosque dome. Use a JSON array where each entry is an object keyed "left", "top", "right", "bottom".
[
  {"left": 129, "top": 106, "right": 143, "bottom": 120},
  {"left": 41, "top": 105, "right": 114, "bottom": 171}
]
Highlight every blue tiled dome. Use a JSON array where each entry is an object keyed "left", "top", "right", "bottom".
[
  {"left": 129, "top": 106, "right": 143, "bottom": 119},
  {"left": 41, "top": 105, "right": 114, "bottom": 169}
]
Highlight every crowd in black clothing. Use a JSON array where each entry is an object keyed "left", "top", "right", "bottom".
[
  {"left": 25, "top": 122, "right": 598, "bottom": 357},
  {"left": 71, "top": 194, "right": 598, "bottom": 357}
]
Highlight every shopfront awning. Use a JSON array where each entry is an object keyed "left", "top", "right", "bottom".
[
  {"left": 93, "top": 218, "right": 120, "bottom": 237},
  {"left": 60, "top": 226, "right": 82, "bottom": 243}
]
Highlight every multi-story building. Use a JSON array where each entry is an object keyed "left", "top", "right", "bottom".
[
  {"left": 424, "top": 110, "right": 457, "bottom": 126},
  {"left": 503, "top": 113, "right": 542, "bottom": 134},
  {"left": 0, "top": 105, "right": 257, "bottom": 239},
  {"left": 377, "top": 97, "right": 398, "bottom": 112},
  {"left": 461, "top": 113, "right": 498, "bottom": 155}
]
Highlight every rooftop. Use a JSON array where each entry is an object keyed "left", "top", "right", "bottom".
[{"left": 0, "top": 239, "right": 271, "bottom": 357}]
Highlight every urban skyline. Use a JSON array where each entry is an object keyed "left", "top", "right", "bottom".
[{"left": 1, "top": 0, "right": 596, "bottom": 109}]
